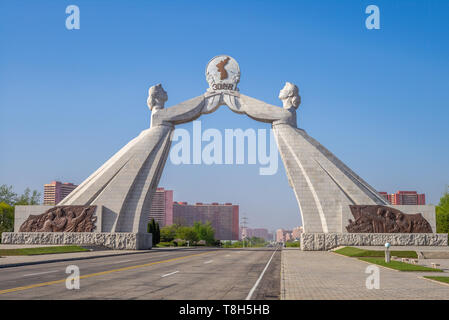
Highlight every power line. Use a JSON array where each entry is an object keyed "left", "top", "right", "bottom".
[{"left": 241, "top": 215, "right": 248, "bottom": 248}]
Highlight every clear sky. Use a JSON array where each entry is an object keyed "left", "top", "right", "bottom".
[{"left": 1, "top": 0, "right": 448, "bottom": 232}]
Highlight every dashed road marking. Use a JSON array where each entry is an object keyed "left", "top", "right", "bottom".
[
  {"left": 0, "top": 251, "right": 212, "bottom": 295},
  {"left": 161, "top": 271, "right": 179, "bottom": 278},
  {"left": 111, "top": 260, "right": 133, "bottom": 264},
  {"left": 23, "top": 270, "right": 59, "bottom": 277}
]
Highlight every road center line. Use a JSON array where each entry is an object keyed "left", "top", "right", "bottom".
[
  {"left": 23, "top": 270, "right": 59, "bottom": 277},
  {"left": 245, "top": 247, "right": 278, "bottom": 300},
  {"left": 0, "top": 251, "right": 212, "bottom": 295},
  {"left": 161, "top": 271, "right": 179, "bottom": 277}
]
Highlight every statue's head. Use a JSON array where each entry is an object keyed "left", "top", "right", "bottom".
[
  {"left": 376, "top": 208, "right": 384, "bottom": 216},
  {"left": 55, "top": 208, "right": 63, "bottom": 217},
  {"left": 279, "top": 82, "right": 301, "bottom": 109},
  {"left": 147, "top": 84, "right": 168, "bottom": 111}
]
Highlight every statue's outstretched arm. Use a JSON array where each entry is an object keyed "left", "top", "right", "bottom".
[
  {"left": 237, "top": 94, "right": 294, "bottom": 124},
  {"left": 151, "top": 95, "right": 206, "bottom": 127}
]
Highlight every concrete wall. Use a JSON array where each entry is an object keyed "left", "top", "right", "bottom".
[
  {"left": 2, "top": 232, "right": 152, "bottom": 250},
  {"left": 14, "top": 205, "right": 54, "bottom": 232},
  {"left": 340, "top": 205, "right": 437, "bottom": 233},
  {"left": 391, "top": 205, "right": 436, "bottom": 233},
  {"left": 14, "top": 205, "right": 104, "bottom": 232},
  {"left": 300, "top": 233, "right": 448, "bottom": 251}
]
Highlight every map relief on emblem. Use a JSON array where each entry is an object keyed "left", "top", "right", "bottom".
[{"left": 216, "top": 57, "right": 230, "bottom": 80}]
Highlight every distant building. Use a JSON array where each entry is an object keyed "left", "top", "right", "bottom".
[
  {"left": 291, "top": 226, "right": 303, "bottom": 240},
  {"left": 276, "top": 229, "right": 290, "bottom": 242},
  {"left": 148, "top": 188, "right": 173, "bottom": 227},
  {"left": 276, "top": 227, "right": 302, "bottom": 242},
  {"left": 173, "top": 202, "right": 239, "bottom": 240},
  {"left": 43, "top": 181, "right": 78, "bottom": 205},
  {"left": 379, "top": 192, "right": 392, "bottom": 203},
  {"left": 276, "top": 229, "right": 284, "bottom": 242},
  {"left": 239, "top": 227, "right": 270, "bottom": 241},
  {"left": 379, "top": 191, "right": 425, "bottom": 205}
]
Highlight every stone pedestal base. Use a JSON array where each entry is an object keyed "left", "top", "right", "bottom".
[
  {"left": 300, "top": 233, "right": 448, "bottom": 251},
  {"left": 1, "top": 232, "right": 152, "bottom": 250}
]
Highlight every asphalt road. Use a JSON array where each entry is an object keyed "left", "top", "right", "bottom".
[{"left": 0, "top": 246, "right": 281, "bottom": 300}]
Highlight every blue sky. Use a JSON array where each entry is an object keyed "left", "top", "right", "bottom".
[{"left": 1, "top": 0, "right": 448, "bottom": 232}]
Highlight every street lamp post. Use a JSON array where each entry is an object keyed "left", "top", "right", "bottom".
[{"left": 385, "top": 242, "right": 391, "bottom": 263}]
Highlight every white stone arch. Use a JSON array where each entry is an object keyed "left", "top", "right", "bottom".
[{"left": 59, "top": 85, "right": 388, "bottom": 234}]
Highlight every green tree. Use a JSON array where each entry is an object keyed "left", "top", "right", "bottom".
[
  {"left": 147, "top": 219, "right": 161, "bottom": 245},
  {"left": 436, "top": 188, "right": 449, "bottom": 234},
  {"left": 249, "top": 236, "right": 267, "bottom": 246},
  {"left": 160, "top": 224, "right": 179, "bottom": 242},
  {"left": 155, "top": 222, "right": 161, "bottom": 244},
  {"left": 15, "top": 188, "right": 41, "bottom": 205},
  {"left": 193, "top": 221, "right": 215, "bottom": 245},
  {"left": 0, "top": 185, "right": 17, "bottom": 206},
  {"left": 0, "top": 202, "right": 14, "bottom": 242},
  {"left": 176, "top": 226, "right": 199, "bottom": 244}
]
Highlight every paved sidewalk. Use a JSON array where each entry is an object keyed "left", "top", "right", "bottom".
[{"left": 281, "top": 248, "right": 449, "bottom": 300}]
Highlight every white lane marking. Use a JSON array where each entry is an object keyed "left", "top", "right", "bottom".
[
  {"left": 23, "top": 270, "right": 59, "bottom": 277},
  {"left": 111, "top": 259, "right": 133, "bottom": 264},
  {"left": 245, "top": 248, "right": 278, "bottom": 300},
  {"left": 225, "top": 254, "right": 230, "bottom": 257},
  {"left": 161, "top": 271, "right": 179, "bottom": 278},
  {"left": 204, "top": 260, "right": 213, "bottom": 264}
]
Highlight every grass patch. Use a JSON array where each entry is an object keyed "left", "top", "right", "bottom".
[
  {"left": 285, "top": 242, "right": 300, "bottom": 248},
  {"left": 359, "top": 257, "right": 443, "bottom": 272},
  {"left": 156, "top": 242, "right": 174, "bottom": 247},
  {"left": 424, "top": 276, "right": 449, "bottom": 284},
  {"left": 0, "top": 245, "right": 89, "bottom": 256},
  {"left": 335, "top": 246, "right": 417, "bottom": 258}
]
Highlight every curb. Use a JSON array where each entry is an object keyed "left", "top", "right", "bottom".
[
  {"left": 0, "top": 250, "right": 153, "bottom": 269},
  {"left": 420, "top": 276, "right": 449, "bottom": 288}
]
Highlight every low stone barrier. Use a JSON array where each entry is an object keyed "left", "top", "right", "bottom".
[
  {"left": 1, "top": 232, "right": 152, "bottom": 250},
  {"left": 300, "top": 233, "right": 448, "bottom": 251}
]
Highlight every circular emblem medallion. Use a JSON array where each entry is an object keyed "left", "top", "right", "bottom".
[{"left": 205, "top": 55, "right": 240, "bottom": 91}]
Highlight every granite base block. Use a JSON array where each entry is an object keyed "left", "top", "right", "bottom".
[
  {"left": 300, "top": 233, "right": 448, "bottom": 251},
  {"left": 1, "top": 232, "right": 152, "bottom": 250}
]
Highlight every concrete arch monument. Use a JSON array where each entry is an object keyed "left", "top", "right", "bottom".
[{"left": 4, "top": 55, "right": 446, "bottom": 250}]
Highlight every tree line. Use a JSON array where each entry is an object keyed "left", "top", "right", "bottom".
[
  {"left": 2, "top": 183, "right": 449, "bottom": 244},
  {"left": 0, "top": 184, "right": 41, "bottom": 241},
  {"left": 148, "top": 219, "right": 218, "bottom": 247},
  {"left": 436, "top": 187, "right": 449, "bottom": 235}
]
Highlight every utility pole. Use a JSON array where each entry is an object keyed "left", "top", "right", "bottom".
[{"left": 241, "top": 215, "right": 248, "bottom": 249}]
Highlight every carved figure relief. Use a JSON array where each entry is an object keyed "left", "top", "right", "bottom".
[
  {"left": 346, "top": 205, "right": 432, "bottom": 233},
  {"left": 19, "top": 206, "right": 97, "bottom": 232}
]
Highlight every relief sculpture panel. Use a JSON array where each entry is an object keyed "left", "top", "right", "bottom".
[{"left": 19, "top": 206, "right": 97, "bottom": 232}]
